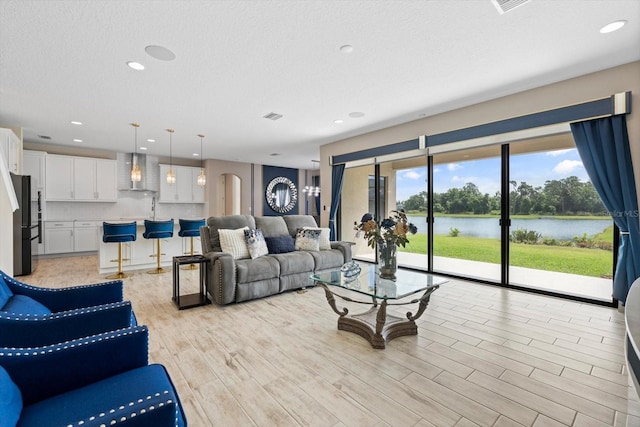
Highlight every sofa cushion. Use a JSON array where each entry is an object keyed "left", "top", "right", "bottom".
[
  {"left": 255, "top": 216, "right": 289, "bottom": 238},
  {"left": 244, "top": 228, "right": 269, "bottom": 259},
  {"left": 219, "top": 227, "right": 251, "bottom": 260},
  {"left": 0, "top": 276, "right": 13, "bottom": 308},
  {"left": 236, "top": 256, "right": 280, "bottom": 284},
  {"left": 282, "top": 215, "right": 318, "bottom": 237},
  {"left": 271, "top": 251, "right": 315, "bottom": 275},
  {"left": 2, "top": 294, "right": 51, "bottom": 315},
  {"left": 207, "top": 215, "right": 255, "bottom": 252},
  {"left": 303, "top": 226, "right": 331, "bottom": 250},
  {"left": 0, "top": 366, "right": 22, "bottom": 427},
  {"left": 309, "top": 249, "right": 346, "bottom": 271},
  {"left": 295, "top": 228, "right": 321, "bottom": 251},
  {"left": 265, "top": 236, "right": 295, "bottom": 254}
]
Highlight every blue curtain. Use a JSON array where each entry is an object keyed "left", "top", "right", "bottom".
[
  {"left": 570, "top": 116, "right": 640, "bottom": 303},
  {"left": 329, "top": 164, "right": 346, "bottom": 240}
]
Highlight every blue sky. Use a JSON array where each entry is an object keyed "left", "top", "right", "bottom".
[{"left": 395, "top": 148, "right": 590, "bottom": 202}]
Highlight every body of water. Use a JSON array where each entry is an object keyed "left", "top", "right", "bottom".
[{"left": 406, "top": 215, "right": 611, "bottom": 240}]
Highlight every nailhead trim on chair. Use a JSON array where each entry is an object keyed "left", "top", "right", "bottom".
[
  {"left": 65, "top": 391, "right": 179, "bottom": 427},
  {"left": 1, "top": 273, "right": 123, "bottom": 292},
  {"left": 0, "top": 301, "right": 131, "bottom": 321},
  {"left": 0, "top": 326, "right": 147, "bottom": 355}
]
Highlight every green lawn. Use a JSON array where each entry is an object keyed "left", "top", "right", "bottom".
[{"left": 400, "top": 233, "right": 613, "bottom": 278}]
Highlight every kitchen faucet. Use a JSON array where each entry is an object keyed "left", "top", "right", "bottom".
[{"left": 151, "top": 196, "right": 156, "bottom": 220}]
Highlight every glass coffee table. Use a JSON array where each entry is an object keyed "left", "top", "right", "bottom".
[{"left": 310, "top": 264, "right": 445, "bottom": 349}]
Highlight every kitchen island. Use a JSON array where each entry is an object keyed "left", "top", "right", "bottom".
[{"left": 98, "top": 219, "right": 201, "bottom": 275}]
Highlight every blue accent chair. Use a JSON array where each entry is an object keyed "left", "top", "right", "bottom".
[
  {"left": 0, "top": 270, "right": 136, "bottom": 347},
  {"left": 178, "top": 219, "right": 205, "bottom": 270},
  {"left": 0, "top": 326, "right": 187, "bottom": 427},
  {"left": 143, "top": 219, "right": 174, "bottom": 274},
  {"left": 103, "top": 221, "right": 137, "bottom": 279}
]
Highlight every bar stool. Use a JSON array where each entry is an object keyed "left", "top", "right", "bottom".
[
  {"left": 178, "top": 219, "right": 206, "bottom": 270},
  {"left": 143, "top": 219, "right": 174, "bottom": 274},
  {"left": 102, "top": 222, "right": 137, "bottom": 279}
]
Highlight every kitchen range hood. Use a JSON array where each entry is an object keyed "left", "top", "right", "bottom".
[{"left": 117, "top": 152, "right": 159, "bottom": 192}]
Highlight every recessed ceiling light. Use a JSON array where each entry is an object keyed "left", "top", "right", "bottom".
[
  {"left": 146, "top": 139, "right": 155, "bottom": 143},
  {"left": 334, "top": 119, "right": 344, "bottom": 124},
  {"left": 73, "top": 139, "right": 82, "bottom": 143},
  {"left": 600, "top": 20, "right": 626, "bottom": 33},
  {"left": 339, "top": 45, "right": 353, "bottom": 53},
  {"left": 140, "top": 146, "right": 147, "bottom": 150},
  {"left": 192, "top": 153, "right": 199, "bottom": 157},
  {"left": 348, "top": 112, "right": 365, "bottom": 118},
  {"left": 145, "top": 45, "right": 176, "bottom": 61},
  {"left": 70, "top": 121, "right": 82, "bottom": 125},
  {"left": 126, "top": 61, "right": 145, "bottom": 71}
]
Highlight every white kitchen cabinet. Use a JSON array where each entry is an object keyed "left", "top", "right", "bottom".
[
  {"left": 23, "top": 150, "right": 46, "bottom": 200},
  {"left": 45, "top": 154, "right": 117, "bottom": 201},
  {"left": 159, "top": 164, "right": 205, "bottom": 203},
  {"left": 74, "top": 221, "right": 100, "bottom": 252},
  {"left": 45, "top": 156, "right": 74, "bottom": 200},
  {"left": 0, "top": 128, "right": 19, "bottom": 174},
  {"left": 44, "top": 221, "right": 74, "bottom": 254}
]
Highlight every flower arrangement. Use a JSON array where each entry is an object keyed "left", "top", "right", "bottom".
[{"left": 354, "top": 210, "right": 418, "bottom": 249}]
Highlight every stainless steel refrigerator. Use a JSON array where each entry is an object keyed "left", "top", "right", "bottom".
[{"left": 11, "top": 173, "right": 41, "bottom": 275}]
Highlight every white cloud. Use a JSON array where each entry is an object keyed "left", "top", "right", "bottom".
[
  {"left": 447, "top": 163, "right": 463, "bottom": 171},
  {"left": 553, "top": 159, "right": 583, "bottom": 174},
  {"left": 433, "top": 167, "right": 441, "bottom": 173},
  {"left": 451, "top": 175, "right": 479, "bottom": 183},
  {"left": 403, "top": 170, "right": 421, "bottom": 180},
  {"left": 546, "top": 149, "right": 574, "bottom": 157}
]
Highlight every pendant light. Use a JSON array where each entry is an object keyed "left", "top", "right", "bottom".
[
  {"left": 166, "top": 128, "right": 176, "bottom": 185},
  {"left": 130, "top": 123, "right": 142, "bottom": 182},
  {"left": 197, "top": 134, "right": 206, "bottom": 186},
  {"left": 303, "top": 160, "right": 320, "bottom": 197}
]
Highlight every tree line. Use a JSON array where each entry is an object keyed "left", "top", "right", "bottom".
[{"left": 399, "top": 176, "right": 606, "bottom": 215}]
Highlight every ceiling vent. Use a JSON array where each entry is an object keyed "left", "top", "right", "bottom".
[
  {"left": 491, "top": 0, "right": 530, "bottom": 14},
  {"left": 263, "top": 112, "right": 283, "bottom": 121},
  {"left": 38, "top": 135, "right": 52, "bottom": 140}
]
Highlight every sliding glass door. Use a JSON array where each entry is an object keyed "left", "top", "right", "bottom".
[
  {"left": 431, "top": 146, "right": 502, "bottom": 281},
  {"left": 341, "top": 163, "right": 376, "bottom": 262},
  {"left": 509, "top": 135, "right": 613, "bottom": 301}
]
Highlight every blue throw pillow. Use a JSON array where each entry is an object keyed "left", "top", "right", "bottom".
[
  {"left": 0, "top": 276, "right": 13, "bottom": 309},
  {"left": 2, "top": 294, "right": 51, "bottom": 315},
  {"left": 265, "top": 236, "right": 295, "bottom": 254},
  {"left": 0, "top": 366, "right": 22, "bottom": 427}
]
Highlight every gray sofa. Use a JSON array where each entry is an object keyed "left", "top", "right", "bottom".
[{"left": 200, "top": 214, "right": 352, "bottom": 304}]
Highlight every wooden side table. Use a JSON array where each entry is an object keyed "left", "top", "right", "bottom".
[{"left": 172, "top": 255, "right": 211, "bottom": 310}]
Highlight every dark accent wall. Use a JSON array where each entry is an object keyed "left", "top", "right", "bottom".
[{"left": 262, "top": 165, "right": 299, "bottom": 216}]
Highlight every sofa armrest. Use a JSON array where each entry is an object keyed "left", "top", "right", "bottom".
[
  {"left": 0, "top": 301, "right": 135, "bottom": 347},
  {"left": 2, "top": 273, "right": 124, "bottom": 312},
  {"left": 202, "top": 251, "right": 237, "bottom": 305},
  {"left": 331, "top": 241, "right": 353, "bottom": 263},
  {"left": 0, "top": 326, "right": 149, "bottom": 405}
]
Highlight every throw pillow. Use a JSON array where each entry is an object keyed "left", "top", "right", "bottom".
[
  {"left": 244, "top": 228, "right": 269, "bottom": 259},
  {"left": 303, "top": 226, "right": 331, "bottom": 250},
  {"left": 2, "top": 294, "right": 51, "bottom": 315},
  {"left": 219, "top": 227, "right": 251, "bottom": 260},
  {"left": 295, "top": 228, "right": 321, "bottom": 251},
  {"left": 0, "top": 276, "right": 14, "bottom": 308},
  {"left": 0, "top": 366, "right": 22, "bottom": 427},
  {"left": 265, "top": 236, "right": 295, "bottom": 254}
]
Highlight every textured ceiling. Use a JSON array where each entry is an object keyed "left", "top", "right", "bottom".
[{"left": 0, "top": 0, "right": 638, "bottom": 169}]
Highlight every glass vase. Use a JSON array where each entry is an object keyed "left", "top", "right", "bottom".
[{"left": 377, "top": 240, "right": 397, "bottom": 280}]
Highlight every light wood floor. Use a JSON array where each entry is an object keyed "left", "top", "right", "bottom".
[{"left": 23, "top": 255, "right": 640, "bottom": 427}]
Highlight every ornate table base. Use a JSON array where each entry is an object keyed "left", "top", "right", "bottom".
[{"left": 317, "top": 282, "right": 438, "bottom": 349}]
